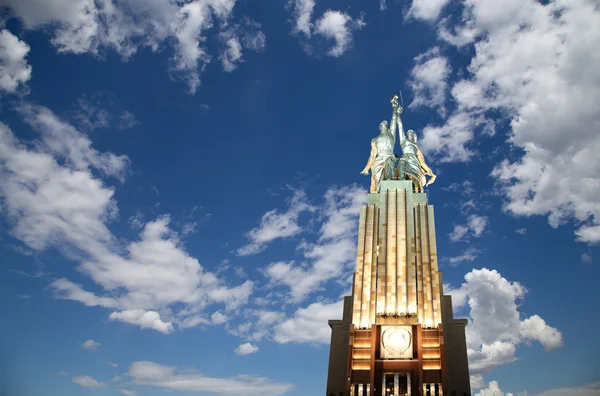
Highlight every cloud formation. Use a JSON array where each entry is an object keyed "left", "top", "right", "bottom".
[
  {"left": 1, "top": 0, "right": 265, "bottom": 93},
  {"left": 448, "top": 268, "right": 562, "bottom": 373},
  {"left": 234, "top": 342, "right": 259, "bottom": 355},
  {"left": 0, "top": 105, "right": 253, "bottom": 333},
  {"left": 237, "top": 189, "right": 315, "bottom": 256},
  {"left": 408, "top": 0, "right": 600, "bottom": 242},
  {"left": 289, "top": 0, "right": 365, "bottom": 57},
  {"left": 0, "top": 29, "right": 32, "bottom": 94},
  {"left": 81, "top": 339, "right": 101, "bottom": 350},
  {"left": 128, "top": 361, "right": 293, "bottom": 395}
]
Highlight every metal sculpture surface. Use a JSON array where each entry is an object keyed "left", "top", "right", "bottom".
[
  {"left": 360, "top": 96, "right": 401, "bottom": 193},
  {"left": 361, "top": 95, "right": 436, "bottom": 193}
]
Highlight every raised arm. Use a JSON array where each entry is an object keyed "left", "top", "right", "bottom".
[
  {"left": 360, "top": 139, "right": 377, "bottom": 175},
  {"left": 416, "top": 148, "right": 437, "bottom": 186},
  {"left": 396, "top": 106, "right": 407, "bottom": 145}
]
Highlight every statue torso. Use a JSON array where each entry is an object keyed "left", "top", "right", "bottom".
[
  {"left": 375, "top": 130, "right": 395, "bottom": 156},
  {"left": 401, "top": 140, "right": 418, "bottom": 156}
]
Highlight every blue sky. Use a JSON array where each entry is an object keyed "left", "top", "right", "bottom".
[{"left": 0, "top": 1, "right": 599, "bottom": 396}]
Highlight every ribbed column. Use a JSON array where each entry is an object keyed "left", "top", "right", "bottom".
[
  {"left": 407, "top": 202, "right": 417, "bottom": 315},
  {"left": 428, "top": 205, "right": 442, "bottom": 326},
  {"left": 421, "top": 204, "right": 434, "bottom": 327},
  {"left": 396, "top": 189, "right": 407, "bottom": 314},
  {"left": 386, "top": 189, "right": 397, "bottom": 313},
  {"left": 360, "top": 205, "right": 376, "bottom": 328},
  {"left": 376, "top": 196, "right": 387, "bottom": 315},
  {"left": 369, "top": 207, "right": 379, "bottom": 325},
  {"left": 352, "top": 207, "right": 368, "bottom": 326},
  {"left": 415, "top": 206, "right": 424, "bottom": 324}
]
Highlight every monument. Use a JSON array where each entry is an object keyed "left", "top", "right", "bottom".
[{"left": 326, "top": 97, "right": 471, "bottom": 396}]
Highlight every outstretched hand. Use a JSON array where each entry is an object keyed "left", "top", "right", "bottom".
[
  {"left": 425, "top": 174, "right": 437, "bottom": 186},
  {"left": 360, "top": 169, "right": 369, "bottom": 175}
]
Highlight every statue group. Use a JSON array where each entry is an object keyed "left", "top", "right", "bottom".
[{"left": 360, "top": 95, "right": 436, "bottom": 193}]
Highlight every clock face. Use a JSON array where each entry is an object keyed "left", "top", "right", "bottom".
[{"left": 381, "top": 326, "right": 412, "bottom": 358}]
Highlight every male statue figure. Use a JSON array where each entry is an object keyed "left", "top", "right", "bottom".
[
  {"left": 395, "top": 105, "right": 436, "bottom": 193},
  {"left": 360, "top": 97, "right": 400, "bottom": 194}
]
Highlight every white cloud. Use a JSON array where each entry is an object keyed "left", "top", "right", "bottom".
[
  {"left": 314, "top": 10, "right": 365, "bottom": 57},
  {"left": 526, "top": 382, "right": 600, "bottom": 396},
  {"left": 447, "top": 247, "right": 480, "bottom": 266},
  {"left": 118, "top": 111, "right": 138, "bottom": 129},
  {"left": 470, "top": 374, "right": 485, "bottom": 390},
  {"left": 2, "top": 0, "right": 264, "bottom": 93},
  {"left": 120, "top": 390, "right": 136, "bottom": 396},
  {"left": 219, "top": 33, "right": 243, "bottom": 72},
  {"left": 57, "top": 370, "right": 68, "bottom": 376},
  {"left": 211, "top": 311, "right": 229, "bottom": 324},
  {"left": 237, "top": 189, "right": 315, "bottom": 256},
  {"left": 410, "top": 0, "right": 600, "bottom": 243},
  {"left": 234, "top": 342, "right": 258, "bottom": 355},
  {"left": 0, "top": 29, "right": 32, "bottom": 94},
  {"left": 450, "top": 268, "right": 562, "bottom": 373},
  {"left": 289, "top": 1, "right": 365, "bottom": 57},
  {"left": 449, "top": 224, "right": 469, "bottom": 242},
  {"left": 449, "top": 215, "right": 488, "bottom": 242},
  {"left": 0, "top": 106, "right": 254, "bottom": 333},
  {"left": 409, "top": 47, "right": 450, "bottom": 114},
  {"left": 380, "top": 0, "right": 387, "bottom": 11},
  {"left": 265, "top": 185, "right": 366, "bottom": 302},
  {"left": 290, "top": 0, "right": 315, "bottom": 37},
  {"left": 273, "top": 299, "right": 342, "bottom": 344},
  {"left": 109, "top": 310, "right": 174, "bottom": 334},
  {"left": 72, "top": 375, "right": 105, "bottom": 388},
  {"left": 581, "top": 252, "right": 592, "bottom": 264},
  {"left": 475, "top": 380, "right": 513, "bottom": 396},
  {"left": 516, "top": 228, "right": 527, "bottom": 235},
  {"left": 82, "top": 339, "right": 100, "bottom": 350},
  {"left": 107, "top": 362, "right": 118, "bottom": 368},
  {"left": 128, "top": 361, "right": 293, "bottom": 395},
  {"left": 407, "top": 0, "right": 451, "bottom": 21}
]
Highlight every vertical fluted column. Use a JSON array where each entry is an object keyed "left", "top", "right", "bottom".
[
  {"left": 428, "top": 205, "right": 442, "bottom": 326},
  {"left": 369, "top": 207, "right": 379, "bottom": 325},
  {"left": 421, "top": 204, "right": 434, "bottom": 327},
  {"left": 360, "top": 205, "right": 376, "bottom": 328},
  {"left": 386, "top": 189, "right": 397, "bottom": 314},
  {"left": 376, "top": 196, "right": 387, "bottom": 315},
  {"left": 396, "top": 189, "right": 408, "bottom": 314},
  {"left": 415, "top": 206, "right": 424, "bottom": 324},
  {"left": 352, "top": 207, "right": 368, "bottom": 326},
  {"left": 407, "top": 200, "right": 417, "bottom": 315}
]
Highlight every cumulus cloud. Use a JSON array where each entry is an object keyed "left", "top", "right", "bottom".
[
  {"left": 128, "top": 361, "right": 293, "bottom": 395},
  {"left": 237, "top": 189, "right": 315, "bottom": 256},
  {"left": 0, "top": 29, "right": 32, "bottom": 94},
  {"left": 450, "top": 268, "right": 562, "bottom": 373},
  {"left": 265, "top": 185, "right": 366, "bottom": 302},
  {"left": 81, "top": 339, "right": 101, "bottom": 350},
  {"left": 409, "top": 47, "right": 451, "bottom": 114},
  {"left": 289, "top": 0, "right": 365, "bottom": 57},
  {"left": 475, "top": 380, "right": 513, "bottom": 396},
  {"left": 234, "top": 342, "right": 258, "bottom": 355},
  {"left": 449, "top": 215, "right": 488, "bottom": 242},
  {"left": 409, "top": 0, "right": 600, "bottom": 243},
  {"left": 0, "top": 106, "right": 254, "bottom": 333},
  {"left": 447, "top": 247, "right": 481, "bottom": 266},
  {"left": 72, "top": 375, "right": 105, "bottom": 388},
  {"left": 109, "top": 310, "right": 174, "bottom": 334},
  {"left": 274, "top": 299, "right": 342, "bottom": 344},
  {"left": 1, "top": 0, "right": 265, "bottom": 93},
  {"left": 527, "top": 382, "right": 600, "bottom": 396},
  {"left": 407, "top": 0, "right": 451, "bottom": 21},
  {"left": 314, "top": 10, "right": 365, "bottom": 57}
]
